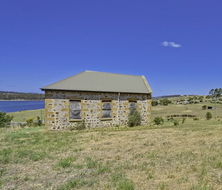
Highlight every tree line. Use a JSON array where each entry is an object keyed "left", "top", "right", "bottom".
[{"left": 0, "top": 91, "right": 44, "bottom": 100}]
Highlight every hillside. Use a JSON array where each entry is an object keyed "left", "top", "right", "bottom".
[{"left": 0, "top": 91, "right": 44, "bottom": 100}]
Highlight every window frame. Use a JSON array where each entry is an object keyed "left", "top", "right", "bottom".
[
  {"left": 100, "top": 99, "right": 113, "bottom": 120},
  {"left": 69, "top": 99, "right": 83, "bottom": 121},
  {"left": 128, "top": 99, "right": 138, "bottom": 113}
]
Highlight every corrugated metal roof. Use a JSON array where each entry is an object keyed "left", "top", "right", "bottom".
[{"left": 41, "top": 71, "right": 152, "bottom": 94}]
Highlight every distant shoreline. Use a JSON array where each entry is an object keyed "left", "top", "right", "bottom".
[
  {"left": 0, "top": 100, "right": 45, "bottom": 113},
  {"left": 0, "top": 100, "right": 44, "bottom": 101}
]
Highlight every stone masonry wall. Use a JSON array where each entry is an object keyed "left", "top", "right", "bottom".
[{"left": 45, "top": 91, "right": 151, "bottom": 130}]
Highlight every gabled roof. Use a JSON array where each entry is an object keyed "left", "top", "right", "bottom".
[{"left": 41, "top": 71, "right": 152, "bottom": 94}]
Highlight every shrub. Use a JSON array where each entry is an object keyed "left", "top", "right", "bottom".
[
  {"left": 202, "top": 105, "right": 207, "bottom": 110},
  {"left": 26, "top": 118, "right": 33, "bottom": 127},
  {"left": 128, "top": 110, "right": 141, "bottom": 127},
  {"left": 152, "top": 100, "right": 158, "bottom": 106},
  {"left": 37, "top": 116, "right": 42, "bottom": 126},
  {"left": 193, "top": 117, "right": 199, "bottom": 121},
  {"left": 206, "top": 112, "right": 212, "bottom": 120},
  {"left": 0, "top": 112, "right": 13, "bottom": 127},
  {"left": 153, "top": 116, "right": 164, "bottom": 125},
  {"left": 173, "top": 120, "right": 179, "bottom": 126}
]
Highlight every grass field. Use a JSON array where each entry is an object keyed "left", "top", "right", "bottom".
[
  {"left": 152, "top": 102, "right": 222, "bottom": 120},
  {"left": 1, "top": 119, "right": 222, "bottom": 189},
  {"left": 1, "top": 101, "right": 222, "bottom": 189},
  {"left": 8, "top": 109, "right": 45, "bottom": 122}
]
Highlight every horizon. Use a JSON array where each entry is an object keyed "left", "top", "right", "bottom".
[
  {"left": 1, "top": 1, "right": 222, "bottom": 97},
  {"left": 0, "top": 90, "right": 211, "bottom": 98}
]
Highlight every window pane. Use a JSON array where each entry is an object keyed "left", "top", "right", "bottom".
[
  {"left": 102, "top": 102, "right": 111, "bottom": 110},
  {"left": 70, "top": 101, "right": 81, "bottom": 110},
  {"left": 129, "top": 102, "right": 137, "bottom": 110},
  {"left": 70, "top": 101, "right": 81, "bottom": 119},
  {"left": 102, "top": 110, "right": 111, "bottom": 118},
  {"left": 102, "top": 101, "right": 112, "bottom": 118}
]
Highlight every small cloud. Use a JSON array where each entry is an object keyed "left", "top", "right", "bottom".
[
  {"left": 161, "top": 41, "right": 181, "bottom": 48},
  {"left": 162, "top": 41, "right": 169, "bottom": 46}
]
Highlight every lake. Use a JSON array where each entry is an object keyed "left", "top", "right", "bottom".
[{"left": 0, "top": 101, "right": 45, "bottom": 113}]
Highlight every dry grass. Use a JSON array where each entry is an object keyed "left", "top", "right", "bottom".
[
  {"left": 1, "top": 119, "right": 222, "bottom": 189},
  {"left": 151, "top": 102, "right": 222, "bottom": 120}
]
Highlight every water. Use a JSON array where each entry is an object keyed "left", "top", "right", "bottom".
[{"left": 0, "top": 101, "right": 45, "bottom": 113}]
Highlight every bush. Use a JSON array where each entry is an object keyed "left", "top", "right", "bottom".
[
  {"left": 26, "top": 118, "right": 33, "bottom": 127},
  {"left": 206, "top": 112, "right": 212, "bottom": 120},
  {"left": 0, "top": 112, "right": 13, "bottom": 127},
  {"left": 37, "top": 116, "right": 42, "bottom": 126},
  {"left": 128, "top": 110, "right": 142, "bottom": 127},
  {"left": 202, "top": 105, "right": 207, "bottom": 110},
  {"left": 173, "top": 120, "right": 179, "bottom": 126},
  {"left": 153, "top": 116, "right": 164, "bottom": 125},
  {"left": 193, "top": 117, "right": 199, "bottom": 121},
  {"left": 152, "top": 100, "right": 158, "bottom": 106}
]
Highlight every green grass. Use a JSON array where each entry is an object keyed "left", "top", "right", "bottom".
[
  {"left": 56, "top": 157, "right": 77, "bottom": 169},
  {"left": 8, "top": 109, "right": 45, "bottom": 122}
]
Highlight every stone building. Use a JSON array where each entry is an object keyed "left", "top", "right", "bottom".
[{"left": 41, "top": 71, "right": 152, "bottom": 130}]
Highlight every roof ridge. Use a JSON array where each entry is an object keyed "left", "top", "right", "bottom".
[{"left": 84, "top": 70, "right": 142, "bottom": 77}]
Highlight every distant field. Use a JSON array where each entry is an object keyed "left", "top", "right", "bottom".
[
  {"left": 152, "top": 102, "right": 222, "bottom": 120},
  {"left": 8, "top": 109, "right": 45, "bottom": 122}
]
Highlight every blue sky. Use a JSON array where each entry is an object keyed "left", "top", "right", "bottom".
[{"left": 0, "top": 0, "right": 222, "bottom": 96}]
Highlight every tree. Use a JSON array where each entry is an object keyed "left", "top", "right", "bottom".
[
  {"left": 0, "top": 112, "right": 13, "bottom": 127},
  {"left": 209, "top": 88, "right": 222, "bottom": 119},
  {"left": 188, "top": 97, "right": 194, "bottom": 104},
  {"left": 206, "top": 95, "right": 211, "bottom": 99},
  {"left": 159, "top": 99, "right": 171, "bottom": 106}
]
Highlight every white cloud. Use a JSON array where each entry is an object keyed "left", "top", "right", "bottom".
[{"left": 161, "top": 41, "right": 181, "bottom": 48}]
